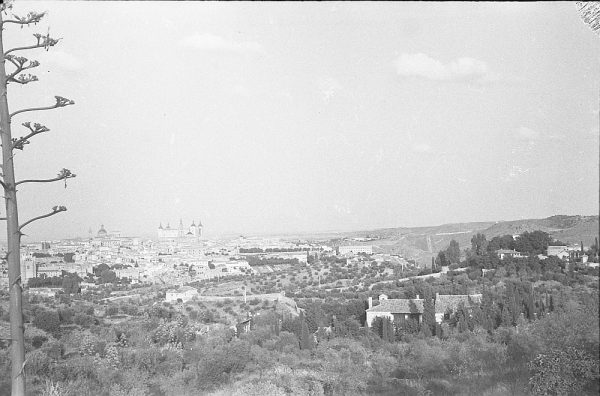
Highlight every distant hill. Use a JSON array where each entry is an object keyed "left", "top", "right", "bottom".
[{"left": 299, "top": 215, "right": 599, "bottom": 267}]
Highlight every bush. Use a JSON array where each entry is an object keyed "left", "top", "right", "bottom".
[
  {"left": 43, "top": 341, "right": 65, "bottom": 360},
  {"left": 58, "top": 308, "right": 74, "bottom": 324},
  {"left": 120, "top": 304, "right": 139, "bottom": 316},
  {"left": 529, "top": 347, "right": 599, "bottom": 395},
  {"left": 74, "top": 313, "right": 96, "bottom": 327},
  {"left": 106, "top": 306, "right": 119, "bottom": 316},
  {"left": 32, "top": 335, "right": 48, "bottom": 349},
  {"left": 33, "top": 310, "right": 60, "bottom": 336}
]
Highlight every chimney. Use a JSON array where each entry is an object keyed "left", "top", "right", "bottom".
[
  {"left": 368, "top": 297, "right": 373, "bottom": 309},
  {"left": 416, "top": 294, "right": 420, "bottom": 299}
]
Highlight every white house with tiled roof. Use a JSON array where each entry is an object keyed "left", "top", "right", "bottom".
[
  {"left": 366, "top": 294, "right": 424, "bottom": 326},
  {"left": 434, "top": 293, "right": 482, "bottom": 323},
  {"left": 547, "top": 245, "right": 569, "bottom": 260},
  {"left": 366, "top": 293, "right": 483, "bottom": 326}
]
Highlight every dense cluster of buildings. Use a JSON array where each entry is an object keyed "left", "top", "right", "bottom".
[
  {"left": 0, "top": 221, "right": 357, "bottom": 289},
  {"left": 495, "top": 244, "right": 593, "bottom": 264}
]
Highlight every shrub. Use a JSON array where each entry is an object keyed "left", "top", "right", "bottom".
[
  {"left": 74, "top": 313, "right": 97, "bottom": 327},
  {"left": 33, "top": 310, "right": 60, "bottom": 336},
  {"left": 106, "top": 306, "right": 119, "bottom": 316},
  {"left": 58, "top": 308, "right": 74, "bottom": 324},
  {"left": 32, "top": 335, "right": 48, "bottom": 349}
]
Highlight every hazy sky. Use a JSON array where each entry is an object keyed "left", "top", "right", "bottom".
[{"left": 2, "top": 1, "right": 598, "bottom": 240}]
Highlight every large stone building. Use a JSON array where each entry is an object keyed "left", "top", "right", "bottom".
[
  {"left": 337, "top": 245, "right": 373, "bottom": 255},
  {"left": 157, "top": 219, "right": 203, "bottom": 242},
  {"left": 20, "top": 253, "right": 37, "bottom": 284}
]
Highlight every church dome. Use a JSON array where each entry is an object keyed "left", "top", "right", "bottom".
[{"left": 97, "top": 225, "right": 108, "bottom": 237}]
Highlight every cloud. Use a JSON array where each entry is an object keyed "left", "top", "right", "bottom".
[
  {"left": 502, "top": 165, "right": 529, "bottom": 182},
  {"left": 317, "top": 77, "right": 343, "bottom": 103},
  {"left": 180, "top": 33, "right": 264, "bottom": 54},
  {"left": 40, "top": 50, "right": 84, "bottom": 71},
  {"left": 231, "top": 85, "right": 251, "bottom": 97},
  {"left": 394, "top": 53, "right": 496, "bottom": 83},
  {"left": 332, "top": 201, "right": 352, "bottom": 216},
  {"left": 516, "top": 126, "right": 540, "bottom": 140},
  {"left": 375, "top": 148, "right": 385, "bottom": 164},
  {"left": 412, "top": 143, "right": 433, "bottom": 153}
]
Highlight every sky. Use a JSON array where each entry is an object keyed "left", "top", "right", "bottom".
[{"left": 0, "top": 1, "right": 598, "bottom": 240}]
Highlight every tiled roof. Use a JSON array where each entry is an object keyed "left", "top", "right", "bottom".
[
  {"left": 367, "top": 299, "right": 424, "bottom": 314},
  {"left": 435, "top": 294, "right": 482, "bottom": 314}
]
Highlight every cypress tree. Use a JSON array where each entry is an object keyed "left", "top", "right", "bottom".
[
  {"left": 457, "top": 305, "right": 469, "bottom": 333},
  {"left": 299, "top": 311, "right": 313, "bottom": 350},
  {"left": 374, "top": 317, "right": 394, "bottom": 342},
  {"left": 372, "top": 317, "right": 383, "bottom": 338},
  {"left": 422, "top": 295, "right": 436, "bottom": 336},
  {"left": 382, "top": 317, "right": 390, "bottom": 341},
  {"left": 385, "top": 318, "right": 395, "bottom": 342}
]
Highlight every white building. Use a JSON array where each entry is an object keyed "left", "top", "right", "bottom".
[
  {"left": 434, "top": 293, "right": 482, "bottom": 323},
  {"left": 165, "top": 285, "right": 198, "bottom": 302},
  {"left": 365, "top": 294, "right": 423, "bottom": 327},
  {"left": 496, "top": 249, "right": 525, "bottom": 260},
  {"left": 365, "top": 293, "right": 483, "bottom": 326},
  {"left": 266, "top": 251, "right": 309, "bottom": 264},
  {"left": 20, "top": 253, "right": 37, "bottom": 284},
  {"left": 547, "top": 246, "right": 570, "bottom": 260},
  {"left": 337, "top": 245, "right": 373, "bottom": 255},
  {"left": 36, "top": 265, "right": 63, "bottom": 278},
  {"left": 158, "top": 219, "right": 203, "bottom": 241}
]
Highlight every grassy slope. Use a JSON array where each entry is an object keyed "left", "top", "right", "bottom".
[{"left": 291, "top": 215, "right": 599, "bottom": 267}]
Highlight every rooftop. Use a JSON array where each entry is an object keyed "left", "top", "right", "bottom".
[
  {"left": 496, "top": 249, "right": 520, "bottom": 254},
  {"left": 367, "top": 298, "right": 424, "bottom": 314},
  {"left": 435, "top": 294, "right": 482, "bottom": 314}
]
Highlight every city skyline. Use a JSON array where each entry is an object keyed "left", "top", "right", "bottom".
[{"left": 1, "top": 1, "right": 598, "bottom": 241}]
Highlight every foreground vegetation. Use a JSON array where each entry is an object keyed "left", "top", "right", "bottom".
[{"left": 0, "top": 231, "right": 598, "bottom": 395}]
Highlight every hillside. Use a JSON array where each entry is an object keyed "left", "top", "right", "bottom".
[{"left": 298, "top": 215, "right": 598, "bottom": 267}]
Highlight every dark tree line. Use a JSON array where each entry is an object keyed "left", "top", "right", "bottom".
[
  {"left": 27, "top": 272, "right": 81, "bottom": 294},
  {"left": 436, "top": 239, "right": 461, "bottom": 267},
  {"left": 470, "top": 231, "right": 567, "bottom": 257},
  {"left": 239, "top": 247, "right": 311, "bottom": 253},
  {"left": 244, "top": 256, "right": 300, "bottom": 266}
]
